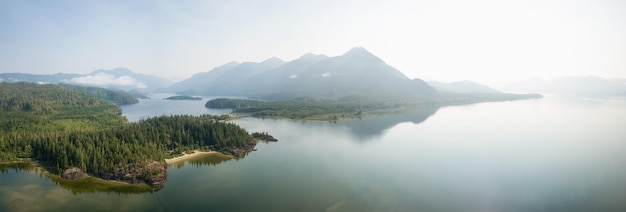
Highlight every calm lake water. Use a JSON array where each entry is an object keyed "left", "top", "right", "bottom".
[{"left": 1, "top": 94, "right": 625, "bottom": 211}]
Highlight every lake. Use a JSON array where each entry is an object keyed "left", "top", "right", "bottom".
[{"left": 1, "top": 94, "right": 625, "bottom": 211}]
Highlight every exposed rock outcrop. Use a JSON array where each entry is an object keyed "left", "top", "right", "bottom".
[
  {"left": 144, "top": 161, "right": 168, "bottom": 186},
  {"left": 224, "top": 141, "right": 258, "bottom": 158},
  {"left": 61, "top": 167, "right": 88, "bottom": 180},
  {"left": 266, "top": 136, "right": 278, "bottom": 142},
  {"left": 96, "top": 161, "right": 167, "bottom": 186}
]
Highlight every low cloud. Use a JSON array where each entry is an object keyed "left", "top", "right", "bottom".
[
  {"left": 289, "top": 74, "right": 299, "bottom": 79},
  {"left": 69, "top": 73, "right": 147, "bottom": 88}
]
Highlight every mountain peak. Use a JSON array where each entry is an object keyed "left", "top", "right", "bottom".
[
  {"left": 262, "top": 57, "right": 284, "bottom": 64},
  {"left": 297, "top": 53, "right": 329, "bottom": 61},
  {"left": 344, "top": 46, "right": 370, "bottom": 55},
  {"left": 299, "top": 52, "right": 317, "bottom": 59},
  {"left": 342, "top": 47, "right": 380, "bottom": 60}
]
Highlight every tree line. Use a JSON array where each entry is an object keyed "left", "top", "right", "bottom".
[{"left": 0, "top": 115, "right": 254, "bottom": 177}]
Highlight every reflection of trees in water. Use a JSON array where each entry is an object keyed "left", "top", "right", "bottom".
[
  {"left": 0, "top": 162, "right": 36, "bottom": 173},
  {"left": 56, "top": 150, "right": 250, "bottom": 195},
  {"left": 48, "top": 175, "right": 161, "bottom": 195},
  {"left": 338, "top": 106, "right": 439, "bottom": 141},
  {"left": 1, "top": 162, "right": 160, "bottom": 195},
  {"left": 1, "top": 153, "right": 252, "bottom": 195},
  {"left": 174, "top": 153, "right": 246, "bottom": 169}
]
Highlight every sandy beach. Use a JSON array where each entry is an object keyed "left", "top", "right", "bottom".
[{"left": 164, "top": 151, "right": 221, "bottom": 164}]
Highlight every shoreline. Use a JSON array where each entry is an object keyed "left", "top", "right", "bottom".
[
  {"left": 165, "top": 150, "right": 225, "bottom": 164},
  {"left": 1, "top": 160, "right": 157, "bottom": 193}
]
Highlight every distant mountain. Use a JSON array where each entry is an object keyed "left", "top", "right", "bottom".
[
  {"left": 0, "top": 67, "right": 172, "bottom": 92},
  {"left": 167, "top": 61, "right": 241, "bottom": 94},
  {"left": 428, "top": 80, "right": 501, "bottom": 94},
  {"left": 68, "top": 68, "right": 173, "bottom": 92},
  {"left": 206, "top": 57, "right": 286, "bottom": 95},
  {"left": 0, "top": 73, "right": 81, "bottom": 83},
  {"left": 168, "top": 58, "right": 287, "bottom": 96},
  {"left": 168, "top": 47, "right": 437, "bottom": 100},
  {"left": 505, "top": 76, "right": 626, "bottom": 98},
  {"left": 250, "top": 53, "right": 330, "bottom": 95}
]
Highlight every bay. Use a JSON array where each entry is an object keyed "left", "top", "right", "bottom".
[{"left": 1, "top": 95, "right": 625, "bottom": 211}]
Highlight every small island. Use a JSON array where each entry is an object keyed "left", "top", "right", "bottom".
[{"left": 165, "top": 95, "right": 202, "bottom": 100}]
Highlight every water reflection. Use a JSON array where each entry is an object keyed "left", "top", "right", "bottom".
[
  {"left": 48, "top": 174, "right": 161, "bottom": 195},
  {"left": 1, "top": 153, "right": 257, "bottom": 195},
  {"left": 337, "top": 106, "right": 439, "bottom": 141},
  {"left": 0, "top": 162, "right": 35, "bottom": 173},
  {"left": 1, "top": 163, "right": 160, "bottom": 195},
  {"left": 3, "top": 97, "right": 624, "bottom": 211},
  {"left": 169, "top": 153, "right": 238, "bottom": 169}
]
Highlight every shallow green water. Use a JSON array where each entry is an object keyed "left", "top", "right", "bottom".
[{"left": 1, "top": 95, "right": 625, "bottom": 211}]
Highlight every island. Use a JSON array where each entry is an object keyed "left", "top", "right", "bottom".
[
  {"left": 165, "top": 95, "right": 202, "bottom": 100},
  {"left": 0, "top": 82, "right": 275, "bottom": 187}
]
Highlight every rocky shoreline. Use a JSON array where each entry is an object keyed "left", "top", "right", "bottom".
[
  {"left": 226, "top": 134, "right": 278, "bottom": 157},
  {"left": 60, "top": 160, "right": 168, "bottom": 186},
  {"left": 57, "top": 134, "right": 277, "bottom": 187}
]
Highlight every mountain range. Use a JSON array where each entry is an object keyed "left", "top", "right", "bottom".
[
  {"left": 167, "top": 47, "right": 436, "bottom": 100},
  {"left": 1, "top": 47, "right": 551, "bottom": 102},
  {"left": 0, "top": 68, "right": 173, "bottom": 92}
]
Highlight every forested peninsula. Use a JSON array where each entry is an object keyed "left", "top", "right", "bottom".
[
  {"left": 165, "top": 95, "right": 202, "bottom": 100},
  {"left": 205, "top": 92, "right": 542, "bottom": 121},
  {"left": 0, "top": 82, "right": 272, "bottom": 186}
]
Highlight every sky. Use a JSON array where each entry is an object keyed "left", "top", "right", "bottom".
[{"left": 1, "top": 0, "right": 625, "bottom": 82}]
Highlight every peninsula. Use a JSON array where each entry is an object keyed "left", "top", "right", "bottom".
[
  {"left": 0, "top": 82, "right": 275, "bottom": 187},
  {"left": 165, "top": 95, "right": 202, "bottom": 100}
]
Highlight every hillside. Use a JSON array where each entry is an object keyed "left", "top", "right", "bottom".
[
  {"left": 167, "top": 61, "right": 240, "bottom": 94},
  {"left": 59, "top": 84, "right": 139, "bottom": 105},
  {"left": 0, "top": 82, "right": 127, "bottom": 132}
]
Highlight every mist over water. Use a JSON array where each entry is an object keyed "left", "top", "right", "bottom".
[{"left": 1, "top": 96, "right": 625, "bottom": 211}]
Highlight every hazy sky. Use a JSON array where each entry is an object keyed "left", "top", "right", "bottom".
[{"left": 1, "top": 0, "right": 625, "bottom": 82}]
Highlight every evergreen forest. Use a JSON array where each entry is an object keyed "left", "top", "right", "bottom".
[{"left": 0, "top": 82, "right": 261, "bottom": 186}]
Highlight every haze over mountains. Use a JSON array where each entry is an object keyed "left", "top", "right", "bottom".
[
  {"left": 428, "top": 80, "right": 502, "bottom": 94},
  {"left": 168, "top": 47, "right": 436, "bottom": 100},
  {"left": 501, "top": 76, "right": 626, "bottom": 98},
  {"left": 0, "top": 68, "right": 172, "bottom": 92},
  {"left": 2, "top": 46, "right": 622, "bottom": 100}
]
